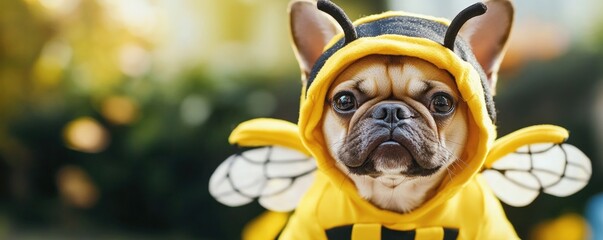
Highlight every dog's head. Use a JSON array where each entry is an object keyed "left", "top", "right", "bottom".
[
  {"left": 322, "top": 55, "right": 468, "bottom": 179},
  {"left": 290, "top": 0, "right": 513, "bottom": 211}
]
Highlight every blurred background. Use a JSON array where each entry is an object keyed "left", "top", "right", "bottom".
[{"left": 0, "top": 0, "right": 602, "bottom": 239}]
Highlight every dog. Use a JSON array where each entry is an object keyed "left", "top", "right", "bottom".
[{"left": 290, "top": 0, "right": 513, "bottom": 214}]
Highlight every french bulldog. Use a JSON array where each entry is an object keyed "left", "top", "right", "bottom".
[{"left": 289, "top": 0, "right": 513, "bottom": 213}]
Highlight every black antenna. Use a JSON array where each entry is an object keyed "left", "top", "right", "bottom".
[
  {"left": 443, "top": 2, "right": 487, "bottom": 51},
  {"left": 317, "top": 0, "right": 357, "bottom": 45}
]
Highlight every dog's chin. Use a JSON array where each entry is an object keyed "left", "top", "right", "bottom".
[{"left": 345, "top": 140, "right": 443, "bottom": 179}]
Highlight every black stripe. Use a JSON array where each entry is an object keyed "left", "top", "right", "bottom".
[
  {"left": 325, "top": 225, "right": 459, "bottom": 240},
  {"left": 382, "top": 227, "right": 416, "bottom": 240},
  {"left": 443, "top": 228, "right": 459, "bottom": 240},
  {"left": 326, "top": 225, "right": 352, "bottom": 239}
]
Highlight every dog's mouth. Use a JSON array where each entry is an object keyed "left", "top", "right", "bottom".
[{"left": 345, "top": 138, "right": 442, "bottom": 177}]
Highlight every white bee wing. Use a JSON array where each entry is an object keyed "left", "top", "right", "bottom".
[
  {"left": 209, "top": 145, "right": 316, "bottom": 212},
  {"left": 482, "top": 143, "right": 591, "bottom": 207}
]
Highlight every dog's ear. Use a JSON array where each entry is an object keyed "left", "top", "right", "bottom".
[
  {"left": 459, "top": 0, "right": 514, "bottom": 93},
  {"left": 289, "top": 0, "right": 342, "bottom": 84}
]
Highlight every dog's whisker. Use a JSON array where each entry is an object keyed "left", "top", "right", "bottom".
[
  {"left": 445, "top": 166, "right": 456, "bottom": 182},
  {"left": 438, "top": 147, "right": 465, "bottom": 182},
  {"left": 443, "top": 139, "right": 465, "bottom": 147},
  {"left": 327, "top": 140, "right": 345, "bottom": 152},
  {"left": 453, "top": 156, "right": 469, "bottom": 168}
]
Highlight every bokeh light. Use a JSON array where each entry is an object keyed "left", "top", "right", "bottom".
[
  {"left": 63, "top": 117, "right": 110, "bottom": 153},
  {"left": 101, "top": 95, "right": 140, "bottom": 125},
  {"left": 245, "top": 90, "right": 277, "bottom": 117},
  {"left": 56, "top": 165, "right": 99, "bottom": 209},
  {"left": 37, "top": 0, "right": 80, "bottom": 16},
  {"left": 531, "top": 213, "right": 591, "bottom": 240},
  {"left": 98, "top": 0, "right": 158, "bottom": 38},
  {"left": 586, "top": 193, "right": 603, "bottom": 240},
  {"left": 118, "top": 43, "right": 151, "bottom": 78},
  {"left": 180, "top": 94, "right": 211, "bottom": 127},
  {"left": 32, "top": 39, "right": 72, "bottom": 88}
]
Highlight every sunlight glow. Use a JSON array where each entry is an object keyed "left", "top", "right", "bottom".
[
  {"left": 33, "top": 39, "right": 72, "bottom": 87},
  {"left": 101, "top": 96, "right": 140, "bottom": 125},
  {"left": 118, "top": 43, "right": 151, "bottom": 77},
  {"left": 99, "top": 0, "right": 158, "bottom": 38},
  {"left": 180, "top": 95, "right": 211, "bottom": 127},
  {"left": 246, "top": 90, "right": 277, "bottom": 117},
  {"left": 38, "top": 0, "right": 80, "bottom": 16},
  {"left": 63, "top": 117, "right": 110, "bottom": 153},
  {"left": 57, "top": 165, "right": 99, "bottom": 209}
]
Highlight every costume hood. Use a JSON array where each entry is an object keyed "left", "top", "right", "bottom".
[{"left": 297, "top": 5, "right": 497, "bottom": 219}]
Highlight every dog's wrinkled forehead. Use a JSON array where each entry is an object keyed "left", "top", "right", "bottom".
[{"left": 308, "top": 0, "right": 496, "bottom": 122}]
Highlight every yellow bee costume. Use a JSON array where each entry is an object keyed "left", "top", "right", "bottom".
[{"left": 209, "top": 1, "right": 592, "bottom": 239}]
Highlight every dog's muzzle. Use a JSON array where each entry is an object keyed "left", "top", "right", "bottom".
[{"left": 342, "top": 101, "right": 443, "bottom": 176}]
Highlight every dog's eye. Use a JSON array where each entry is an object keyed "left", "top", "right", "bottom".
[
  {"left": 430, "top": 93, "right": 454, "bottom": 114},
  {"left": 333, "top": 92, "right": 357, "bottom": 112}
]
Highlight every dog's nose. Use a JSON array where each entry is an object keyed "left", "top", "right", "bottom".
[{"left": 371, "top": 103, "right": 414, "bottom": 123}]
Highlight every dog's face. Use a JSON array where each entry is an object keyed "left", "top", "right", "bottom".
[
  {"left": 322, "top": 55, "right": 468, "bottom": 186},
  {"left": 323, "top": 55, "right": 467, "bottom": 178}
]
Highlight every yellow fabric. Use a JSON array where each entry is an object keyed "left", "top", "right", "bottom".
[
  {"left": 276, "top": 172, "right": 517, "bottom": 239},
  {"left": 232, "top": 10, "right": 571, "bottom": 240},
  {"left": 228, "top": 118, "right": 309, "bottom": 155},
  {"left": 415, "top": 227, "right": 444, "bottom": 240},
  {"left": 242, "top": 211, "right": 290, "bottom": 240},
  {"left": 351, "top": 224, "right": 381, "bottom": 240}
]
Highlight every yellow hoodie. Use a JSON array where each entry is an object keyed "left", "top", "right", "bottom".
[
  {"left": 211, "top": 2, "right": 591, "bottom": 240},
  {"left": 282, "top": 8, "right": 516, "bottom": 238}
]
